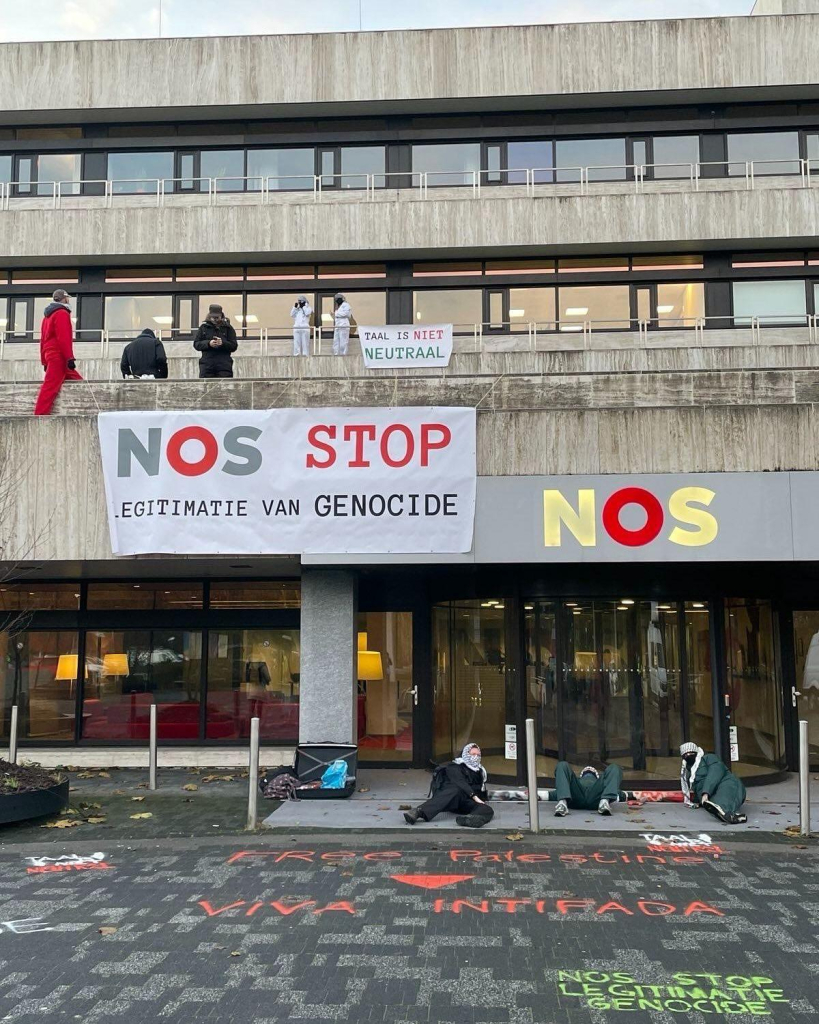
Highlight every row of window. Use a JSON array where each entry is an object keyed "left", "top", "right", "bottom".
[
  {"left": 3, "top": 280, "right": 818, "bottom": 336},
  {"left": 0, "top": 581, "right": 300, "bottom": 611},
  {"left": 2, "top": 130, "right": 818, "bottom": 193}
]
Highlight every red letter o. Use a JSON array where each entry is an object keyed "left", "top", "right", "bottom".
[
  {"left": 380, "top": 424, "right": 414, "bottom": 468},
  {"left": 602, "top": 487, "right": 664, "bottom": 547},
  {"left": 166, "top": 426, "right": 219, "bottom": 477}
]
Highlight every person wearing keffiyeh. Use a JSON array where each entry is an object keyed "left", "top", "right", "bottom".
[
  {"left": 680, "top": 741, "right": 747, "bottom": 824},
  {"left": 403, "top": 743, "right": 493, "bottom": 828}
]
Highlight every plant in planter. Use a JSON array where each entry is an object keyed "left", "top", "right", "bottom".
[{"left": 0, "top": 760, "right": 69, "bottom": 826}]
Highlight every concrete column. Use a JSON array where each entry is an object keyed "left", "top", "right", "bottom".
[{"left": 298, "top": 568, "right": 358, "bottom": 745}]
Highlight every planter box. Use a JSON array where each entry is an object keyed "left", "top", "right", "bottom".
[{"left": 0, "top": 778, "right": 69, "bottom": 825}]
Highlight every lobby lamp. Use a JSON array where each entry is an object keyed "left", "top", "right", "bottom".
[
  {"left": 357, "top": 649, "right": 384, "bottom": 693},
  {"left": 55, "top": 654, "right": 80, "bottom": 699}
]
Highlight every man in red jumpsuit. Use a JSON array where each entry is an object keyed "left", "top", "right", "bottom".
[{"left": 34, "top": 289, "right": 82, "bottom": 416}]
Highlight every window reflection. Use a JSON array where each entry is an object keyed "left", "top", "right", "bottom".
[
  {"left": 0, "top": 155, "right": 11, "bottom": 185},
  {"left": 508, "top": 140, "right": 553, "bottom": 184},
  {"left": 509, "top": 287, "right": 555, "bottom": 331},
  {"left": 558, "top": 285, "right": 630, "bottom": 330},
  {"left": 107, "top": 152, "right": 174, "bottom": 193},
  {"left": 247, "top": 148, "right": 314, "bottom": 190},
  {"left": 358, "top": 612, "right": 414, "bottom": 761},
  {"left": 412, "top": 143, "right": 481, "bottom": 186},
  {"left": 0, "top": 584, "right": 80, "bottom": 611},
  {"left": 652, "top": 135, "right": 700, "bottom": 178},
  {"left": 246, "top": 293, "right": 313, "bottom": 337},
  {"left": 656, "top": 282, "right": 704, "bottom": 326},
  {"left": 725, "top": 599, "right": 785, "bottom": 773},
  {"left": 82, "top": 630, "right": 202, "bottom": 741},
  {"left": 727, "top": 131, "right": 800, "bottom": 175},
  {"left": 340, "top": 146, "right": 385, "bottom": 188},
  {"left": 732, "top": 280, "right": 807, "bottom": 325},
  {"left": 38, "top": 153, "right": 82, "bottom": 196},
  {"left": 0, "top": 631, "right": 78, "bottom": 740},
  {"left": 209, "top": 582, "right": 301, "bottom": 608},
  {"left": 86, "top": 583, "right": 203, "bottom": 610},
  {"left": 206, "top": 629, "right": 300, "bottom": 741},
  {"left": 201, "top": 150, "right": 245, "bottom": 191},
  {"left": 413, "top": 289, "right": 482, "bottom": 329},
  {"left": 432, "top": 601, "right": 511, "bottom": 778},
  {"left": 555, "top": 138, "right": 626, "bottom": 181},
  {"left": 105, "top": 295, "right": 174, "bottom": 338}
]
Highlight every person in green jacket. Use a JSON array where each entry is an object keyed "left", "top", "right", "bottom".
[
  {"left": 680, "top": 741, "right": 747, "bottom": 824},
  {"left": 553, "top": 762, "right": 624, "bottom": 817}
]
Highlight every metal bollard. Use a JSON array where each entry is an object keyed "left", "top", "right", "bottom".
[
  {"left": 525, "top": 717, "right": 540, "bottom": 834},
  {"left": 149, "top": 704, "right": 157, "bottom": 791},
  {"left": 8, "top": 705, "right": 19, "bottom": 764},
  {"left": 799, "top": 719, "right": 810, "bottom": 838},
  {"left": 247, "top": 716, "right": 260, "bottom": 830}
]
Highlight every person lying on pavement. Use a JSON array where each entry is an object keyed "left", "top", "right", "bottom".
[{"left": 680, "top": 741, "right": 747, "bottom": 824}]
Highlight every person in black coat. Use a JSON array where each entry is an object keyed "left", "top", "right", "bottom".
[
  {"left": 120, "top": 328, "right": 168, "bottom": 379},
  {"left": 193, "top": 303, "right": 238, "bottom": 379},
  {"left": 404, "top": 742, "right": 494, "bottom": 828}
]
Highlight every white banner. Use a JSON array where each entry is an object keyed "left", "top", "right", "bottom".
[
  {"left": 97, "top": 408, "right": 476, "bottom": 556},
  {"left": 359, "top": 324, "right": 453, "bottom": 368}
]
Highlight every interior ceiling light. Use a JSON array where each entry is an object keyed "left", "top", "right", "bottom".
[
  {"left": 153, "top": 316, "right": 174, "bottom": 325},
  {"left": 657, "top": 305, "right": 675, "bottom": 313},
  {"left": 559, "top": 325, "right": 584, "bottom": 332},
  {"left": 509, "top": 308, "right": 525, "bottom": 317},
  {"left": 621, "top": 599, "right": 635, "bottom": 605},
  {"left": 565, "top": 306, "right": 589, "bottom": 315}
]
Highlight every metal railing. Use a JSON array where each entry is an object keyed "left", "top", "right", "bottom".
[
  {"left": 3, "top": 315, "right": 817, "bottom": 362},
  {"left": 0, "top": 157, "right": 815, "bottom": 212}
]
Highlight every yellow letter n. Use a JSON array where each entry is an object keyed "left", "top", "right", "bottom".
[{"left": 543, "top": 489, "right": 596, "bottom": 547}]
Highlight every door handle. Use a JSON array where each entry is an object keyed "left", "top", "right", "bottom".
[
  {"left": 409, "top": 686, "right": 419, "bottom": 707},
  {"left": 792, "top": 687, "right": 801, "bottom": 708}
]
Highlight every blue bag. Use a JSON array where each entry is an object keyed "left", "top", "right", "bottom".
[{"left": 320, "top": 760, "right": 348, "bottom": 789}]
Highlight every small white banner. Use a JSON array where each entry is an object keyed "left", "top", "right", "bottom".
[
  {"left": 98, "top": 407, "right": 476, "bottom": 556},
  {"left": 359, "top": 324, "right": 453, "bottom": 369}
]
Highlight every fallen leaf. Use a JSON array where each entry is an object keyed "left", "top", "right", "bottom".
[
  {"left": 79, "top": 802, "right": 102, "bottom": 810},
  {"left": 64, "top": 808, "right": 79, "bottom": 816},
  {"left": 398, "top": 804, "right": 412, "bottom": 811},
  {"left": 130, "top": 812, "right": 153, "bottom": 820},
  {"left": 230, "top": 951, "right": 242, "bottom": 957},
  {"left": 378, "top": 806, "right": 391, "bottom": 810},
  {"left": 794, "top": 844, "right": 808, "bottom": 849},
  {"left": 506, "top": 832, "right": 524, "bottom": 841},
  {"left": 182, "top": 784, "right": 199, "bottom": 792},
  {"left": 98, "top": 926, "right": 117, "bottom": 935},
  {"left": 131, "top": 796, "right": 145, "bottom": 802},
  {"left": 136, "top": 783, "right": 148, "bottom": 789},
  {"left": 42, "top": 819, "right": 82, "bottom": 829},
  {"left": 76, "top": 771, "right": 94, "bottom": 779},
  {"left": 97, "top": 772, "right": 111, "bottom": 779},
  {"left": 86, "top": 817, "right": 107, "bottom": 824},
  {"left": 358, "top": 786, "right": 370, "bottom": 793},
  {"left": 112, "top": 790, "right": 126, "bottom": 796}
]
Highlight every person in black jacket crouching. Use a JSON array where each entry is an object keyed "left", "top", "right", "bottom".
[
  {"left": 120, "top": 328, "right": 168, "bottom": 379},
  {"left": 193, "top": 304, "right": 238, "bottom": 379},
  {"left": 404, "top": 743, "right": 494, "bottom": 828}
]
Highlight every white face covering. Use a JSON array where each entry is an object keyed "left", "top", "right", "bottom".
[{"left": 680, "top": 746, "right": 704, "bottom": 804}]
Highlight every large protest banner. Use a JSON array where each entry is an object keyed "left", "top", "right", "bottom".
[{"left": 98, "top": 407, "right": 476, "bottom": 556}]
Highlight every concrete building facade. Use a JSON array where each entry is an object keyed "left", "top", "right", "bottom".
[{"left": 1, "top": 7, "right": 819, "bottom": 782}]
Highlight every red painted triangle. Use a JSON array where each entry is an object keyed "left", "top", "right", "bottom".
[{"left": 390, "top": 874, "right": 474, "bottom": 890}]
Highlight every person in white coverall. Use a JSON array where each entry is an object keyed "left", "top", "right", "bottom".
[
  {"left": 332, "top": 292, "right": 353, "bottom": 356},
  {"left": 290, "top": 295, "right": 312, "bottom": 357}
]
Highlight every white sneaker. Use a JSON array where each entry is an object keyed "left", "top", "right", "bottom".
[
  {"left": 554, "top": 799, "right": 569, "bottom": 817},
  {"left": 598, "top": 799, "right": 612, "bottom": 816}
]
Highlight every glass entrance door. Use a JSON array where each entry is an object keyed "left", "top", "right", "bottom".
[
  {"left": 357, "top": 612, "right": 414, "bottom": 762},
  {"left": 791, "top": 610, "right": 819, "bottom": 767},
  {"left": 524, "top": 598, "right": 712, "bottom": 781}
]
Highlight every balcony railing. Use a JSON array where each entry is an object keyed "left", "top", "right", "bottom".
[
  {"left": 0, "top": 158, "right": 815, "bottom": 212},
  {"left": 3, "top": 315, "right": 818, "bottom": 362}
]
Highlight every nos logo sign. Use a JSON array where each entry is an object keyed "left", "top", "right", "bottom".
[{"left": 544, "top": 485, "right": 717, "bottom": 549}]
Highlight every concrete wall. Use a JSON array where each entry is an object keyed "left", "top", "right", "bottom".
[
  {"left": 2, "top": 187, "right": 818, "bottom": 264},
  {"left": 2, "top": 377, "right": 819, "bottom": 564},
  {"left": 0, "top": 16, "right": 818, "bottom": 119},
  {"left": 753, "top": 0, "right": 819, "bottom": 15},
  {"left": 2, "top": 337, "right": 819, "bottom": 383}
]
